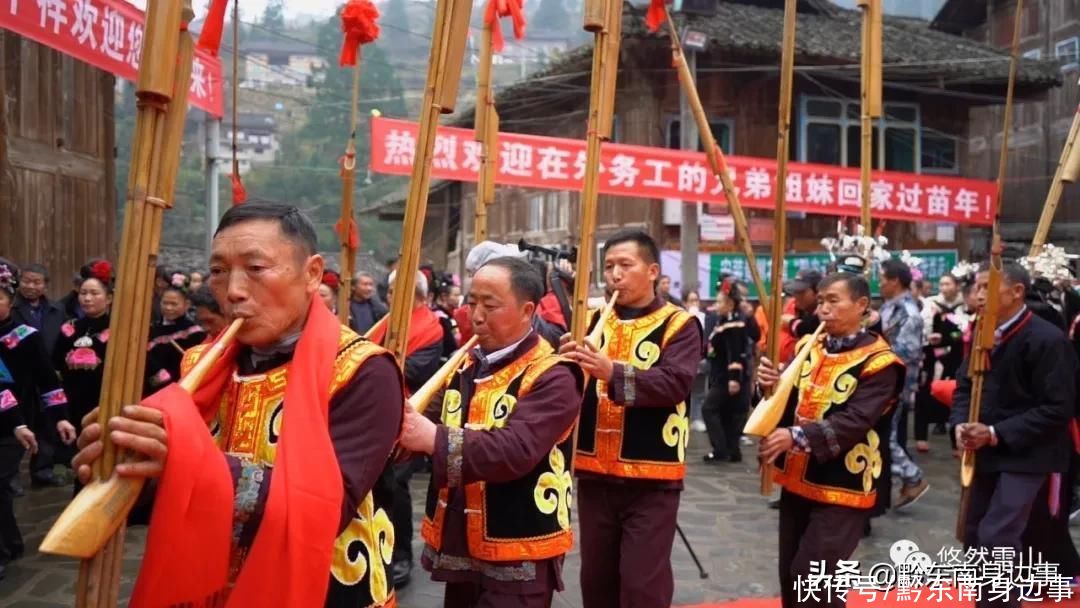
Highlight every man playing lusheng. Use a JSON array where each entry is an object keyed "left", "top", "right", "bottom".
[
  {"left": 560, "top": 229, "right": 703, "bottom": 608},
  {"left": 758, "top": 272, "right": 903, "bottom": 608},
  {"left": 399, "top": 256, "right": 583, "bottom": 607},
  {"left": 73, "top": 202, "right": 404, "bottom": 607}
]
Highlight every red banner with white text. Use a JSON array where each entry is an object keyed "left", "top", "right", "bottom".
[
  {"left": 2, "top": 0, "right": 224, "bottom": 117},
  {"left": 370, "top": 117, "right": 997, "bottom": 226}
]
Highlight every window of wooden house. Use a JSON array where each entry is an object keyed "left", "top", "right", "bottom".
[
  {"left": 268, "top": 53, "right": 290, "bottom": 67},
  {"left": 666, "top": 118, "right": 734, "bottom": 153},
  {"left": 545, "top": 191, "right": 570, "bottom": 231},
  {"left": 1023, "top": 48, "right": 1042, "bottom": 60},
  {"left": 920, "top": 133, "right": 959, "bottom": 175},
  {"left": 799, "top": 96, "right": 920, "bottom": 172},
  {"left": 527, "top": 194, "right": 544, "bottom": 232},
  {"left": 1056, "top": 37, "right": 1079, "bottom": 71}
]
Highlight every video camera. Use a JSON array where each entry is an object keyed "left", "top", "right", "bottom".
[{"left": 518, "top": 238, "right": 577, "bottom": 264}]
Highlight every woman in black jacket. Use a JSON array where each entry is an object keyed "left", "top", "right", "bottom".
[
  {"left": 144, "top": 274, "right": 206, "bottom": 396},
  {"left": 702, "top": 276, "right": 759, "bottom": 463},
  {"left": 54, "top": 261, "right": 114, "bottom": 437},
  {"left": 0, "top": 259, "right": 76, "bottom": 578}
]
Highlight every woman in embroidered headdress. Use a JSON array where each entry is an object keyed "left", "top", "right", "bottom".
[
  {"left": 0, "top": 258, "right": 76, "bottom": 580},
  {"left": 54, "top": 260, "right": 114, "bottom": 438},
  {"left": 143, "top": 273, "right": 207, "bottom": 396}
]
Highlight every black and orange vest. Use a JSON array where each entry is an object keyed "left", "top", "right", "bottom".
[
  {"left": 575, "top": 302, "right": 695, "bottom": 481},
  {"left": 773, "top": 334, "right": 904, "bottom": 510},
  {"left": 181, "top": 326, "right": 397, "bottom": 608},
  {"left": 421, "top": 339, "right": 576, "bottom": 562}
]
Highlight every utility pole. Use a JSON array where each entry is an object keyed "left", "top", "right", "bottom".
[
  {"left": 205, "top": 112, "right": 221, "bottom": 257},
  {"left": 679, "top": 45, "right": 700, "bottom": 299}
]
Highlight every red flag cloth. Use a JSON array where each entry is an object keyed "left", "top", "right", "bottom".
[
  {"left": 339, "top": 0, "right": 380, "bottom": 66},
  {"left": 538, "top": 292, "right": 566, "bottom": 329},
  {"left": 645, "top": 0, "right": 667, "bottom": 32},
  {"left": 368, "top": 305, "right": 445, "bottom": 358},
  {"left": 484, "top": 0, "right": 527, "bottom": 53},
  {"left": 454, "top": 305, "right": 473, "bottom": 346},
  {"left": 930, "top": 379, "right": 956, "bottom": 407},
  {"left": 131, "top": 297, "right": 345, "bottom": 607},
  {"left": 197, "top": 0, "right": 230, "bottom": 56},
  {"left": 230, "top": 173, "right": 247, "bottom": 206},
  {"left": 335, "top": 218, "right": 360, "bottom": 249}
]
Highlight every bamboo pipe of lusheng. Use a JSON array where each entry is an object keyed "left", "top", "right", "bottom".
[
  {"left": 570, "top": 0, "right": 620, "bottom": 344},
  {"left": 856, "top": 0, "right": 882, "bottom": 233},
  {"left": 58, "top": 3, "right": 194, "bottom": 604},
  {"left": 761, "top": 0, "right": 798, "bottom": 497},
  {"left": 744, "top": 323, "right": 825, "bottom": 437},
  {"left": 1030, "top": 106, "right": 1080, "bottom": 255},
  {"left": 474, "top": 18, "right": 496, "bottom": 244},
  {"left": 411, "top": 336, "right": 479, "bottom": 415},
  {"left": 338, "top": 59, "right": 363, "bottom": 324},
  {"left": 568, "top": 0, "right": 621, "bottom": 478},
  {"left": 40, "top": 319, "right": 244, "bottom": 561},
  {"left": 384, "top": 0, "right": 472, "bottom": 363},
  {"left": 662, "top": 11, "right": 766, "bottom": 303},
  {"left": 956, "top": 0, "right": 1023, "bottom": 543},
  {"left": 364, "top": 314, "right": 388, "bottom": 340},
  {"left": 584, "top": 291, "right": 619, "bottom": 352}
]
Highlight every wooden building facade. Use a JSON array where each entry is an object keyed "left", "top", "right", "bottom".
[
  {"left": 0, "top": 33, "right": 116, "bottom": 298},
  {"left": 407, "top": 0, "right": 1059, "bottom": 280},
  {"left": 934, "top": 0, "right": 1080, "bottom": 248}
]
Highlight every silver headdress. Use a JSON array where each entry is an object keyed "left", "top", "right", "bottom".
[
  {"left": 1020, "top": 244, "right": 1077, "bottom": 283},
  {"left": 950, "top": 260, "right": 981, "bottom": 286},
  {"left": 820, "top": 221, "right": 890, "bottom": 273}
]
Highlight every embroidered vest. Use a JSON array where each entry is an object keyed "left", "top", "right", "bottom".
[
  {"left": 421, "top": 340, "right": 575, "bottom": 562},
  {"left": 181, "top": 326, "right": 397, "bottom": 608},
  {"left": 773, "top": 334, "right": 903, "bottom": 509},
  {"left": 575, "top": 303, "right": 694, "bottom": 481}
]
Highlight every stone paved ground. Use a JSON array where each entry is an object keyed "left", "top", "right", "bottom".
[{"left": 2, "top": 427, "right": 1074, "bottom": 607}]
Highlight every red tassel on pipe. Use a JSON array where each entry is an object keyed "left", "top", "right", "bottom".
[
  {"left": 197, "top": 0, "right": 230, "bottom": 56},
  {"left": 484, "top": 0, "right": 527, "bottom": 53},
  {"left": 339, "top": 0, "right": 380, "bottom": 66},
  {"left": 230, "top": 173, "right": 247, "bottom": 206},
  {"left": 335, "top": 218, "right": 360, "bottom": 249},
  {"left": 645, "top": 0, "right": 667, "bottom": 33}
]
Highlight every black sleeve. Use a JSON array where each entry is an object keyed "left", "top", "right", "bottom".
[
  {"left": 403, "top": 341, "right": 443, "bottom": 394},
  {"left": 994, "top": 334, "right": 1075, "bottom": 451},
  {"left": 745, "top": 313, "right": 761, "bottom": 344}
]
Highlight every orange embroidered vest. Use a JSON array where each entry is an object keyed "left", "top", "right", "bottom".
[
  {"left": 773, "top": 334, "right": 903, "bottom": 510},
  {"left": 575, "top": 302, "right": 694, "bottom": 481},
  {"left": 181, "top": 326, "right": 397, "bottom": 608},
  {"left": 421, "top": 340, "right": 575, "bottom": 562}
]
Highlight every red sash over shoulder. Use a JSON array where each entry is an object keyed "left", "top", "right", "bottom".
[
  {"left": 131, "top": 298, "right": 345, "bottom": 607},
  {"left": 368, "top": 305, "right": 444, "bottom": 356}
]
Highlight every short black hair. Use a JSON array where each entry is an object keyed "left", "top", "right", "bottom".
[
  {"left": 818, "top": 272, "right": 871, "bottom": 302},
  {"left": 940, "top": 273, "right": 958, "bottom": 285},
  {"left": 215, "top": 201, "right": 318, "bottom": 256},
  {"left": 602, "top": 230, "right": 660, "bottom": 265},
  {"left": 880, "top": 259, "right": 913, "bottom": 289},
  {"left": 980, "top": 261, "right": 1031, "bottom": 295},
  {"left": 22, "top": 264, "right": 48, "bottom": 281},
  {"left": 189, "top": 286, "right": 222, "bottom": 315},
  {"left": 479, "top": 256, "right": 545, "bottom": 305}
]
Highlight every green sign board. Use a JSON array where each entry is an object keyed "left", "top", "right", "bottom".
[{"left": 705, "top": 249, "right": 958, "bottom": 299}]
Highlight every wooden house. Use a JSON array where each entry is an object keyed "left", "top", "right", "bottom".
[
  {"left": 395, "top": 0, "right": 1059, "bottom": 282},
  {"left": 934, "top": 0, "right": 1080, "bottom": 249},
  {"left": 0, "top": 33, "right": 116, "bottom": 298}
]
